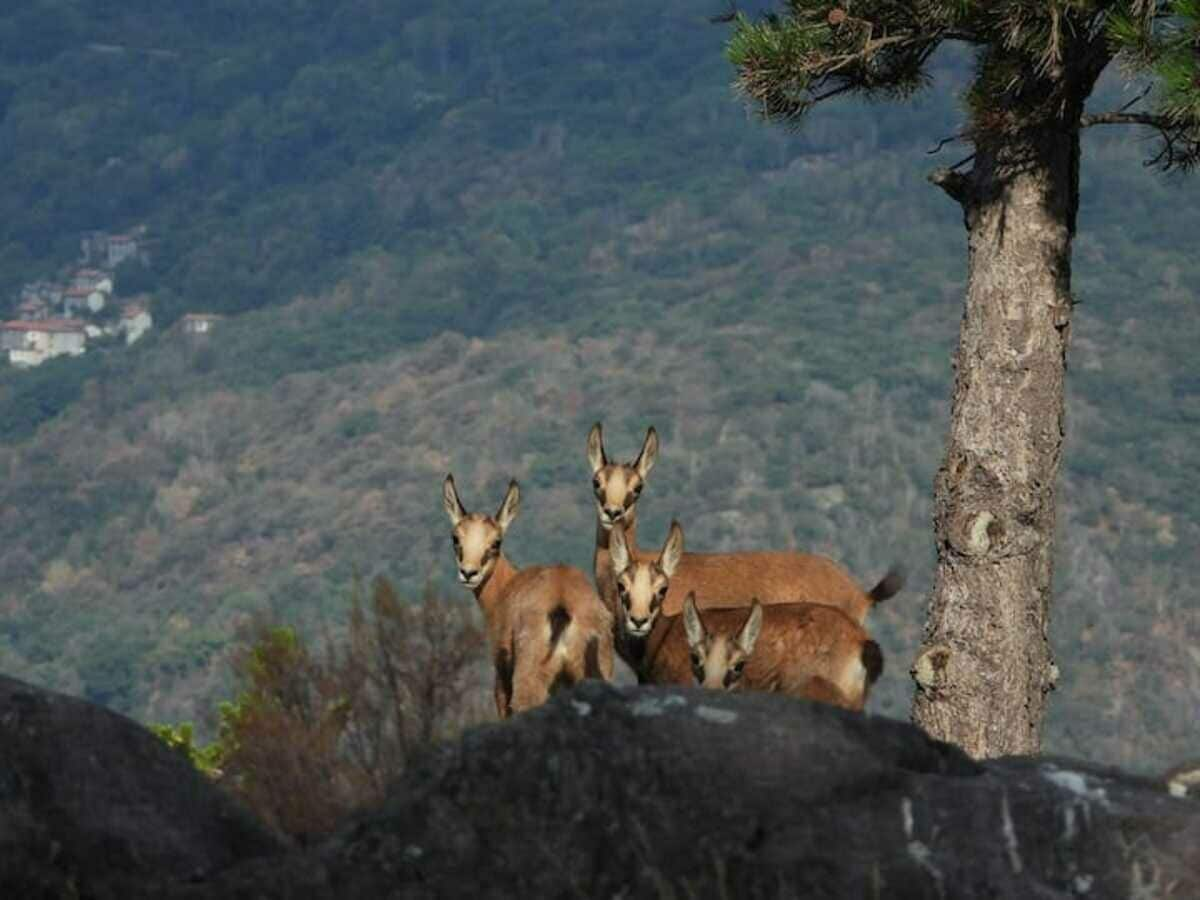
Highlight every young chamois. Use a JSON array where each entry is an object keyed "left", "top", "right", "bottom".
[
  {"left": 587, "top": 421, "right": 903, "bottom": 626},
  {"left": 608, "top": 520, "right": 882, "bottom": 709},
  {"left": 677, "top": 595, "right": 882, "bottom": 710},
  {"left": 442, "top": 474, "right": 613, "bottom": 719}
]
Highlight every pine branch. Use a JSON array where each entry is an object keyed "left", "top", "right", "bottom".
[
  {"left": 928, "top": 166, "right": 971, "bottom": 205},
  {"left": 1080, "top": 110, "right": 1170, "bottom": 126}
]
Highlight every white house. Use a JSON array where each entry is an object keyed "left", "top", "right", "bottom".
[
  {"left": 180, "top": 312, "right": 223, "bottom": 335},
  {"left": 2, "top": 319, "right": 87, "bottom": 367},
  {"left": 71, "top": 268, "right": 114, "bottom": 294},
  {"left": 119, "top": 303, "right": 153, "bottom": 345},
  {"left": 61, "top": 285, "right": 107, "bottom": 316}
]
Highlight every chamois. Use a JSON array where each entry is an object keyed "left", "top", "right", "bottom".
[
  {"left": 587, "top": 421, "right": 903, "bottom": 626},
  {"left": 443, "top": 474, "right": 613, "bottom": 718},
  {"left": 607, "top": 518, "right": 882, "bottom": 709},
  {"left": 677, "top": 594, "right": 883, "bottom": 710}
]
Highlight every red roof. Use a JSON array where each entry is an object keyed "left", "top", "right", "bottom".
[
  {"left": 64, "top": 286, "right": 93, "bottom": 297},
  {"left": 2, "top": 318, "right": 87, "bottom": 334}
]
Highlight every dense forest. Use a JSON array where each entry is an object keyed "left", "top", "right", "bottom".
[{"left": 0, "top": 0, "right": 1196, "bottom": 772}]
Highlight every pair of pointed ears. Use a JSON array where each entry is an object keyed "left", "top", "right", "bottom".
[
  {"left": 587, "top": 422, "right": 659, "bottom": 477},
  {"left": 610, "top": 519, "right": 684, "bottom": 576},
  {"left": 682, "top": 594, "right": 763, "bottom": 654},
  {"left": 442, "top": 474, "right": 521, "bottom": 533}
]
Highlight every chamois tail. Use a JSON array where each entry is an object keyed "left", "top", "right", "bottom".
[
  {"left": 546, "top": 604, "right": 571, "bottom": 660},
  {"left": 867, "top": 565, "right": 906, "bottom": 605}
]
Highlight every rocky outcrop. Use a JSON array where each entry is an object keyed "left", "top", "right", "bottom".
[
  {"left": 3, "top": 674, "right": 1198, "bottom": 899},
  {"left": 0, "top": 675, "right": 280, "bottom": 899},
  {"left": 190, "top": 681, "right": 1199, "bottom": 899}
]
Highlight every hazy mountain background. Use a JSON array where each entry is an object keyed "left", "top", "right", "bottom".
[{"left": 0, "top": 0, "right": 1196, "bottom": 772}]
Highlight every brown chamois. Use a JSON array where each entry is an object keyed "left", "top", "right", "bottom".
[
  {"left": 442, "top": 475, "right": 613, "bottom": 718},
  {"left": 607, "top": 516, "right": 882, "bottom": 709},
  {"left": 587, "top": 421, "right": 904, "bottom": 626},
  {"left": 659, "top": 594, "right": 882, "bottom": 710}
]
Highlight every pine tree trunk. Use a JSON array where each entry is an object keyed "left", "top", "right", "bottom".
[{"left": 911, "top": 123, "right": 1080, "bottom": 758}]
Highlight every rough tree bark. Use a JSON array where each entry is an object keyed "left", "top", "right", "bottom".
[{"left": 911, "top": 112, "right": 1085, "bottom": 758}]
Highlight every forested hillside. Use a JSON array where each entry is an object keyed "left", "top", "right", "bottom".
[{"left": 0, "top": 0, "right": 1196, "bottom": 772}]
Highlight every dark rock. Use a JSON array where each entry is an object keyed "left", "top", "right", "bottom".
[
  {"left": 0, "top": 674, "right": 281, "bottom": 898},
  {"left": 182, "top": 681, "right": 1200, "bottom": 899},
  {"left": 6, "top": 674, "right": 1199, "bottom": 899}
]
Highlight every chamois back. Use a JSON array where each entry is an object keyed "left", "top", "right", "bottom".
[{"left": 643, "top": 598, "right": 881, "bottom": 711}]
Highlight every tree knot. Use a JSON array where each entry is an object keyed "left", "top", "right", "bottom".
[{"left": 912, "top": 644, "right": 952, "bottom": 694}]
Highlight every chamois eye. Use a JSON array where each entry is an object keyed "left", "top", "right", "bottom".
[
  {"left": 733, "top": 661, "right": 745, "bottom": 674},
  {"left": 632, "top": 483, "right": 642, "bottom": 498},
  {"left": 592, "top": 476, "right": 602, "bottom": 493},
  {"left": 451, "top": 535, "right": 461, "bottom": 551},
  {"left": 617, "top": 583, "right": 629, "bottom": 599},
  {"left": 652, "top": 587, "right": 667, "bottom": 609}
]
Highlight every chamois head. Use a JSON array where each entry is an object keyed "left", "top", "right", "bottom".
[
  {"left": 586, "top": 422, "right": 658, "bottom": 532},
  {"left": 683, "top": 594, "right": 763, "bottom": 691},
  {"left": 609, "top": 520, "right": 682, "bottom": 638},
  {"left": 442, "top": 474, "right": 519, "bottom": 591}
]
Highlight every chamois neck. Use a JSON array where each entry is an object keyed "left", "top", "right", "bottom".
[
  {"left": 474, "top": 553, "right": 519, "bottom": 627},
  {"left": 642, "top": 611, "right": 676, "bottom": 670},
  {"left": 594, "top": 514, "right": 638, "bottom": 551}
]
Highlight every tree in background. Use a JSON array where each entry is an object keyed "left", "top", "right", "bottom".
[
  {"left": 154, "top": 578, "right": 489, "bottom": 839},
  {"left": 332, "top": 578, "right": 490, "bottom": 800},
  {"left": 724, "top": 2, "right": 1199, "bottom": 757}
]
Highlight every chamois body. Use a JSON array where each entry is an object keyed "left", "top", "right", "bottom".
[
  {"left": 443, "top": 475, "right": 613, "bottom": 718},
  {"left": 643, "top": 599, "right": 882, "bottom": 711},
  {"left": 506, "top": 566, "right": 613, "bottom": 712},
  {"left": 586, "top": 422, "right": 903, "bottom": 627}
]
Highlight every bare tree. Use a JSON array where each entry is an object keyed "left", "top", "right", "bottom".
[{"left": 206, "top": 579, "right": 488, "bottom": 839}]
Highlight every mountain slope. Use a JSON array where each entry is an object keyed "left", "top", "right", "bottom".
[{"left": 0, "top": 1, "right": 1196, "bottom": 772}]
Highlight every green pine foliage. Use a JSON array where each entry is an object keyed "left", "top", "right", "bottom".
[{"left": 729, "top": 2, "right": 1200, "bottom": 165}]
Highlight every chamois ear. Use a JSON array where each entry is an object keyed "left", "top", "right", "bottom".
[
  {"left": 609, "top": 522, "right": 631, "bottom": 574},
  {"left": 737, "top": 601, "right": 764, "bottom": 656},
  {"left": 634, "top": 426, "right": 659, "bottom": 478},
  {"left": 659, "top": 520, "right": 684, "bottom": 577},
  {"left": 442, "top": 474, "right": 466, "bottom": 526},
  {"left": 586, "top": 422, "right": 607, "bottom": 474},
  {"left": 683, "top": 593, "right": 706, "bottom": 650},
  {"left": 495, "top": 480, "right": 521, "bottom": 535}
]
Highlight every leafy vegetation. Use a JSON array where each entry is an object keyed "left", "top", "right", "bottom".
[
  {"left": 0, "top": 1, "right": 1195, "bottom": 773},
  {"left": 152, "top": 578, "right": 488, "bottom": 838}
]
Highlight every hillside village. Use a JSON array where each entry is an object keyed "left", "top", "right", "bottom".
[{"left": 2, "top": 228, "right": 158, "bottom": 367}]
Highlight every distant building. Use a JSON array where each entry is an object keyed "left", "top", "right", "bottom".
[
  {"left": 62, "top": 286, "right": 107, "bottom": 316},
  {"left": 79, "top": 226, "right": 148, "bottom": 270},
  {"left": 20, "top": 281, "right": 63, "bottom": 306},
  {"left": 79, "top": 231, "right": 110, "bottom": 267},
  {"left": 15, "top": 297, "right": 49, "bottom": 320},
  {"left": 180, "top": 312, "right": 223, "bottom": 336},
  {"left": 106, "top": 233, "right": 139, "bottom": 268},
  {"left": 119, "top": 302, "right": 153, "bottom": 345},
  {"left": 71, "top": 268, "right": 113, "bottom": 294},
  {"left": 1, "top": 319, "right": 87, "bottom": 367}
]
